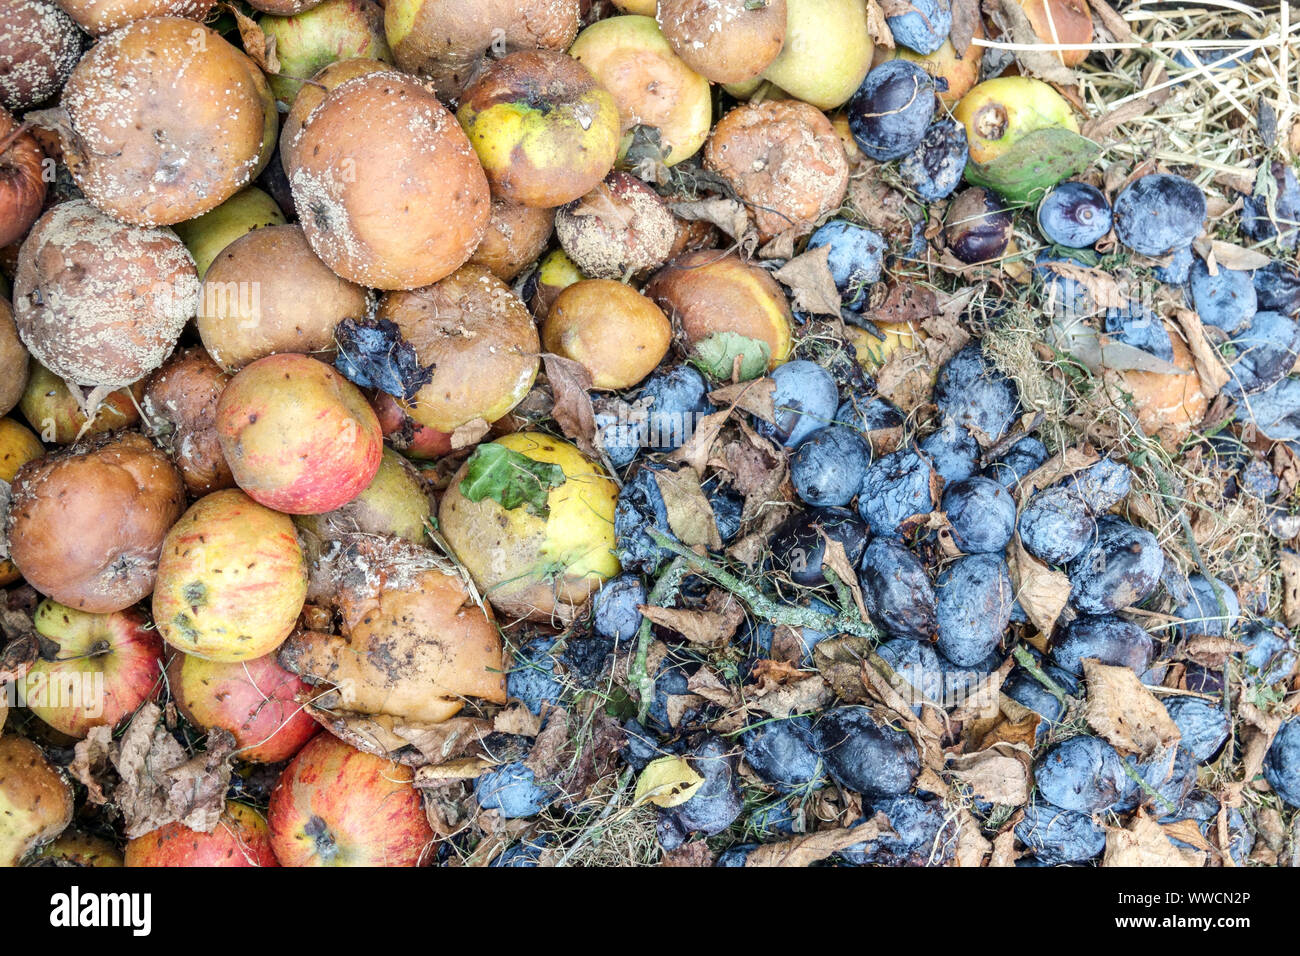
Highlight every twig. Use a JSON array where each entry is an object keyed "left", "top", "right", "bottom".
[
  {"left": 631, "top": 556, "right": 689, "bottom": 723},
  {"left": 1119, "top": 756, "right": 1179, "bottom": 816}
]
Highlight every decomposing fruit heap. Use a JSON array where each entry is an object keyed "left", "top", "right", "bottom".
[{"left": 0, "top": 0, "right": 1296, "bottom": 871}]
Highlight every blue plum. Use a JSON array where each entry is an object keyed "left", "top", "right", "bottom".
[
  {"left": 886, "top": 0, "right": 951, "bottom": 54},
  {"left": 1264, "top": 717, "right": 1300, "bottom": 808},
  {"left": 1172, "top": 573, "right": 1240, "bottom": 640},
  {"left": 899, "top": 117, "right": 967, "bottom": 202},
  {"left": 614, "top": 465, "right": 674, "bottom": 572},
  {"left": 1067, "top": 516, "right": 1165, "bottom": 614},
  {"left": 1241, "top": 161, "right": 1300, "bottom": 250},
  {"left": 1019, "top": 486, "right": 1096, "bottom": 565},
  {"left": 877, "top": 637, "right": 943, "bottom": 712},
  {"left": 984, "top": 436, "right": 1048, "bottom": 491},
  {"left": 1225, "top": 310, "right": 1300, "bottom": 396},
  {"left": 934, "top": 343, "right": 1021, "bottom": 442},
  {"left": 942, "top": 476, "right": 1016, "bottom": 554},
  {"left": 807, "top": 221, "right": 886, "bottom": 308},
  {"left": 767, "top": 507, "right": 870, "bottom": 587},
  {"left": 1015, "top": 803, "right": 1107, "bottom": 864},
  {"left": 934, "top": 553, "right": 1014, "bottom": 666},
  {"left": 508, "top": 637, "right": 564, "bottom": 715},
  {"left": 1037, "top": 181, "right": 1112, "bottom": 248},
  {"left": 1245, "top": 375, "right": 1300, "bottom": 441},
  {"left": 474, "top": 761, "right": 557, "bottom": 818},
  {"left": 838, "top": 393, "right": 905, "bottom": 435},
  {"left": 1104, "top": 301, "right": 1175, "bottom": 362},
  {"left": 847, "top": 60, "right": 936, "bottom": 162},
  {"left": 839, "top": 795, "right": 957, "bottom": 866},
  {"left": 755, "top": 359, "right": 840, "bottom": 448},
  {"left": 856, "top": 447, "right": 938, "bottom": 536},
  {"left": 1051, "top": 614, "right": 1155, "bottom": 676},
  {"left": 919, "top": 417, "right": 979, "bottom": 484},
  {"left": 1253, "top": 260, "right": 1300, "bottom": 316},
  {"left": 742, "top": 716, "right": 825, "bottom": 789},
  {"left": 812, "top": 705, "right": 920, "bottom": 799},
  {"left": 1188, "top": 257, "right": 1257, "bottom": 334},
  {"left": 1059, "top": 457, "right": 1132, "bottom": 513},
  {"left": 593, "top": 574, "right": 647, "bottom": 643},
  {"left": 1239, "top": 618, "right": 1297, "bottom": 685},
  {"left": 791, "top": 425, "right": 870, "bottom": 507},
  {"left": 640, "top": 365, "right": 715, "bottom": 453},
  {"left": 1034, "top": 735, "right": 1130, "bottom": 813},
  {"left": 859, "top": 537, "right": 937, "bottom": 640},
  {"left": 1154, "top": 244, "right": 1194, "bottom": 284},
  {"left": 1164, "top": 696, "right": 1229, "bottom": 763},
  {"left": 662, "top": 735, "right": 743, "bottom": 836},
  {"left": 1113, "top": 173, "right": 1206, "bottom": 257}
]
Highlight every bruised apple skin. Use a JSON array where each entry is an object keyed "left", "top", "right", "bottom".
[
  {"left": 0, "top": 296, "right": 29, "bottom": 417},
  {"left": 0, "top": 108, "right": 46, "bottom": 250},
  {"left": 645, "top": 251, "right": 794, "bottom": 371},
  {"left": 216, "top": 354, "right": 383, "bottom": 515},
  {"left": 457, "top": 50, "right": 621, "bottom": 209},
  {"left": 166, "top": 651, "right": 319, "bottom": 763},
  {"left": 197, "top": 224, "right": 369, "bottom": 373},
  {"left": 439, "top": 432, "right": 620, "bottom": 622},
  {"left": 28, "top": 830, "right": 124, "bottom": 867},
  {"left": 58, "top": 18, "right": 275, "bottom": 225},
  {"left": 384, "top": 0, "right": 580, "bottom": 102},
  {"left": 379, "top": 265, "right": 540, "bottom": 433},
  {"left": 153, "top": 489, "right": 308, "bottom": 662},
  {"left": 0, "top": 0, "right": 83, "bottom": 112},
  {"left": 371, "top": 391, "right": 454, "bottom": 460},
  {"left": 124, "top": 801, "right": 279, "bottom": 867},
  {"left": 704, "top": 99, "right": 849, "bottom": 243},
  {"left": 14, "top": 200, "right": 199, "bottom": 390},
  {"left": 279, "top": 57, "right": 391, "bottom": 179},
  {"left": 0, "top": 417, "right": 43, "bottom": 585},
  {"left": 7, "top": 432, "right": 186, "bottom": 614},
  {"left": 172, "top": 186, "right": 287, "bottom": 281},
  {"left": 658, "top": 0, "right": 787, "bottom": 85},
  {"left": 468, "top": 199, "right": 556, "bottom": 282},
  {"left": 55, "top": 0, "right": 214, "bottom": 35},
  {"left": 20, "top": 363, "right": 144, "bottom": 446},
  {"left": 286, "top": 71, "right": 490, "bottom": 290},
  {"left": 0, "top": 735, "right": 74, "bottom": 866},
  {"left": 22, "top": 600, "right": 164, "bottom": 739},
  {"left": 281, "top": 535, "right": 508, "bottom": 725},
  {"left": 268, "top": 733, "right": 434, "bottom": 866},
  {"left": 543, "top": 279, "right": 671, "bottom": 390},
  {"left": 141, "top": 348, "right": 234, "bottom": 497},
  {"left": 568, "top": 15, "right": 713, "bottom": 167}
]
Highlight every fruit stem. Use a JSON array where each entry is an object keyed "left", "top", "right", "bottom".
[
  {"left": 1119, "top": 754, "right": 1179, "bottom": 816},
  {"left": 631, "top": 556, "right": 689, "bottom": 723},
  {"left": 1011, "top": 644, "right": 1071, "bottom": 705}
]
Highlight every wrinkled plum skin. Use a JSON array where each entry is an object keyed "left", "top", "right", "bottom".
[
  {"left": 1241, "top": 161, "right": 1300, "bottom": 249},
  {"left": 768, "top": 508, "right": 870, "bottom": 587},
  {"left": 1226, "top": 311, "right": 1300, "bottom": 396},
  {"left": 934, "top": 343, "right": 1021, "bottom": 442},
  {"left": 791, "top": 425, "right": 870, "bottom": 507},
  {"left": 755, "top": 360, "right": 840, "bottom": 448},
  {"left": 1060, "top": 457, "right": 1132, "bottom": 513},
  {"left": 1172, "top": 573, "right": 1240, "bottom": 640},
  {"left": 1038, "top": 182, "right": 1113, "bottom": 248},
  {"left": 475, "top": 761, "right": 557, "bottom": 818},
  {"left": 1239, "top": 619, "right": 1298, "bottom": 684},
  {"left": 808, "top": 221, "right": 886, "bottom": 308},
  {"left": 1164, "top": 696, "right": 1230, "bottom": 763},
  {"left": 1254, "top": 260, "right": 1300, "bottom": 316},
  {"left": 935, "top": 554, "right": 1014, "bottom": 667},
  {"left": 886, "top": 0, "right": 952, "bottom": 54},
  {"left": 742, "top": 716, "right": 825, "bottom": 789},
  {"left": 1051, "top": 613, "right": 1155, "bottom": 677},
  {"left": 943, "top": 476, "right": 1016, "bottom": 554},
  {"left": 660, "top": 735, "right": 744, "bottom": 838},
  {"left": 856, "top": 447, "right": 937, "bottom": 536},
  {"left": 840, "top": 795, "right": 957, "bottom": 866},
  {"left": 1015, "top": 803, "right": 1107, "bottom": 864},
  {"left": 984, "top": 436, "right": 1048, "bottom": 491},
  {"left": 642, "top": 366, "right": 716, "bottom": 453},
  {"left": 1019, "top": 486, "right": 1095, "bottom": 566},
  {"left": 1067, "top": 516, "right": 1165, "bottom": 614},
  {"left": 614, "top": 465, "right": 675, "bottom": 572},
  {"left": 593, "top": 574, "right": 647, "bottom": 643},
  {"left": 1265, "top": 718, "right": 1300, "bottom": 808},
  {"left": 848, "top": 61, "right": 936, "bottom": 162},
  {"left": 899, "top": 118, "right": 967, "bottom": 202},
  {"left": 1188, "top": 259, "right": 1257, "bottom": 334},
  {"left": 859, "top": 537, "right": 937, "bottom": 640},
  {"left": 1113, "top": 173, "right": 1206, "bottom": 257},
  {"left": 1105, "top": 302, "right": 1174, "bottom": 362},
  {"left": 1034, "top": 735, "right": 1131, "bottom": 813},
  {"left": 812, "top": 706, "right": 920, "bottom": 799},
  {"left": 920, "top": 417, "right": 979, "bottom": 484},
  {"left": 508, "top": 637, "right": 564, "bottom": 716}
]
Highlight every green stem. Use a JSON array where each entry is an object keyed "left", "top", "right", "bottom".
[
  {"left": 631, "top": 556, "right": 689, "bottom": 722},
  {"left": 1119, "top": 755, "right": 1178, "bottom": 816},
  {"left": 1012, "top": 645, "right": 1071, "bottom": 705}
]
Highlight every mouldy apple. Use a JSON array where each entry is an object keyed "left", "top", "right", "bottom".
[{"left": 0, "top": 735, "right": 74, "bottom": 866}]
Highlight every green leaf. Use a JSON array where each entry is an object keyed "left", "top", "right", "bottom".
[
  {"left": 458, "top": 443, "right": 566, "bottom": 518},
  {"left": 690, "top": 331, "right": 771, "bottom": 382},
  {"left": 964, "top": 128, "right": 1101, "bottom": 205}
]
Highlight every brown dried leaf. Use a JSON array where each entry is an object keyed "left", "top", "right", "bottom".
[
  {"left": 653, "top": 467, "right": 723, "bottom": 550},
  {"left": 1172, "top": 308, "right": 1231, "bottom": 396},
  {"left": 638, "top": 600, "right": 745, "bottom": 648},
  {"left": 949, "top": 745, "right": 1032, "bottom": 805},
  {"left": 949, "top": 0, "right": 979, "bottom": 54},
  {"left": 748, "top": 673, "right": 833, "bottom": 718},
  {"left": 661, "top": 841, "right": 714, "bottom": 867},
  {"left": 1200, "top": 239, "right": 1271, "bottom": 273},
  {"left": 449, "top": 417, "right": 491, "bottom": 450},
  {"left": 994, "top": 0, "right": 1079, "bottom": 84},
  {"left": 773, "top": 246, "right": 844, "bottom": 316},
  {"left": 226, "top": 4, "right": 279, "bottom": 74},
  {"left": 874, "top": 346, "right": 934, "bottom": 412},
  {"left": 1008, "top": 536, "right": 1072, "bottom": 635},
  {"left": 875, "top": 281, "right": 939, "bottom": 325},
  {"left": 819, "top": 532, "right": 868, "bottom": 618},
  {"left": 1104, "top": 812, "right": 1203, "bottom": 867},
  {"left": 1282, "top": 550, "right": 1300, "bottom": 629},
  {"left": 494, "top": 703, "right": 543, "bottom": 739},
  {"left": 745, "top": 814, "right": 895, "bottom": 867},
  {"left": 989, "top": 828, "right": 1020, "bottom": 867},
  {"left": 668, "top": 198, "right": 752, "bottom": 242},
  {"left": 686, "top": 666, "right": 742, "bottom": 708},
  {"left": 919, "top": 312, "right": 972, "bottom": 368},
  {"left": 1018, "top": 444, "right": 1100, "bottom": 501},
  {"left": 1089, "top": 0, "right": 1133, "bottom": 41},
  {"left": 865, "top": 0, "right": 895, "bottom": 47},
  {"left": 668, "top": 407, "right": 730, "bottom": 475},
  {"left": 708, "top": 377, "right": 777, "bottom": 423},
  {"left": 69, "top": 726, "right": 114, "bottom": 805},
  {"left": 1083, "top": 660, "right": 1181, "bottom": 758},
  {"left": 542, "top": 353, "right": 599, "bottom": 458}
]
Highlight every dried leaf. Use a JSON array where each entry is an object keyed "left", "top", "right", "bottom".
[
  {"left": 708, "top": 377, "right": 776, "bottom": 423},
  {"left": 1089, "top": 0, "right": 1133, "bottom": 41},
  {"left": 668, "top": 198, "right": 752, "bottom": 242},
  {"left": 995, "top": 0, "right": 1079, "bottom": 84},
  {"left": 745, "top": 814, "right": 894, "bottom": 867},
  {"left": 1172, "top": 308, "right": 1231, "bottom": 396},
  {"left": 653, "top": 467, "right": 723, "bottom": 550},
  {"left": 668, "top": 407, "right": 730, "bottom": 475},
  {"left": 949, "top": 0, "right": 979, "bottom": 54},
  {"left": 773, "top": 246, "right": 843, "bottom": 316},
  {"left": 226, "top": 3, "right": 279, "bottom": 74},
  {"left": 876, "top": 281, "right": 939, "bottom": 325},
  {"left": 949, "top": 745, "right": 1032, "bottom": 805},
  {"left": 865, "top": 0, "right": 895, "bottom": 48},
  {"left": 1008, "top": 536, "right": 1072, "bottom": 635},
  {"left": 542, "top": 353, "right": 599, "bottom": 458},
  {"left": 919, "top": 312, "right": 972, "bottom": 368},
  {"left": 1104, "top": 812, "right": 1203, "bottom": 867},
  {"left": 748, "top": 673, "right": 833, "bottom": 718},
  {"left": 1281, "top": 550, "right": 1300, "bottom": 629},
  {"left": 989, "top": 829, "right": 1020, "bottom": 867},
  {"left": 874, "top": 346, "right": 934, "bottom": 412},
  {"left": 1018, "top": 444, "right": 1100, "bottom": 501},
  {"left": 661, "top": 841, "right": 714, "bottom": 866},
  {"left": 819, "top": 532, "right": 868, "bottom": 619},
  {"left": 494, "top": 703, "right": 542, "bottom": 738},
  {"left": 449, "top": 417, "right": 490, "bottom": 450},
  {"left": 1194, "top": 237, "right": 1271, "bottom": 273},
  {"left": 638, "top": 601, "right": 745, "bottom": 648},
  {"left": 68, "top": 726, "right": 113, "bottom": 805},
  {"left": 1083, "top": 660, "right": 1181, "bottom": 758}
]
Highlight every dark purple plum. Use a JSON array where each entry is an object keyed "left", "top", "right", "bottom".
[
  {"left": 1188, "top": 257, "right": 1257, "bottom": 334},
  {"left": 934, "top": 343, "right": 1021, "bottom": 442},
  {"left": 1225, "top": 310, "right": 1300, "bottom": 396},
  {"left": 984, "top": 436, "right": 1049, "bottom": 491},
  {"left": 807, "top": 221, "right": 885, "bottom": 309},
  {"left": 1015, "top": 802, "right": 1107, "bottom": 864},
  {"left": 886, "top": 0, "right": 951, "bottom": 54},
  {"left": 1241, "top": 161, "right": 1300, "bottom": 250},
  {"left": 1244, "top": 375, "right": 1300, "bottom": 441},
  {"left": 593, "top": 574, "right": 647, "bottom": 643},
  {"left": 508, "top": 636, "right": 564, "bottom": 716},
  {"left": 919, "top": 417, "right": 979, "bottom": 484},
  {"left": 1113, "top": 173, "right": 1206, "bottom": 257},
  {"left": 1264, "top": 717, "right": 1300, "bottom": 808},
  {"left": 859, "top": 537, "right": 937, "bottom": 640},
  {"left": 1164, "top": 696, "right": 1229, "bottom": 763},
  {"left": 754, "top": 360, "right": 840, "bottom": 448},
  {"left": 1254, "top": 260, "right": 1300, "bottom": 316},
  {"left": 1034, "top": 735, "right": 1130, "bottom": 813},
  {"left": 877, "top": 637, "right": 943, "bottom": 713},
  {"left": 1239, "top": 618, "right": 1297, "bottom": 685},
  {"left": 639, "top": 365, "right": 716, "bottom": 453},
  {"left": 856, "top": 447, "right": 938, "bottom": 536},
  {"left": 1155, "top": 244, "right": 1194, "bottom": 284},
  {"left": 1104, "top": 301, "right": 1175, "bottom": 362},
  {"left": 944, "top": 187, "right": 1013, "bottom": 264},
  {"left": 742, "top": 716, "right": 825, "bottom": 789},
  {"left": 1018, "top": 486, "right": 1096, "bottom": 566},
  {"left": 847, "top": 60, "right": 936, "bottom": 162},
  {"left": 767, "top": 507, "right": 870, "bottom": 587},
  {"left": 474, "top": 761, "right": 558, "bottom": 818},
  {"left": 934, "top": 553, "right": 1014, "bottom": 666},
  {"left": 898, "top": 117, "right": 967, "bottom": 202},
  {"left": 1037, "top": 181, "right": 1112, "bottom": 248},
  {"left": 791, "top": 425, "right": 870, "bottom": 507},
  {"left": 839, "top": 795, "right": 957, "bottom": 866},
  {"left": 812, "top": 705, "right": 920, "bottom": 799},
  {"left": 660, "top": 735, "right": 743, "bottom": 837},
  {"left": 1067, "top": 516, "right": 1164, "bottom": 614},
  {"left": 1172, "top": 573, "right": 1240, "bottom": 640},
  {"left": 942, "top": 476, "right": 1016, "bottom": 554},
  {"left": 1051, "top": 613, "right": 1155, "bottom": 676},
  {"left": 1059, "top": 457, "right": 1132, "bottom": 514}
]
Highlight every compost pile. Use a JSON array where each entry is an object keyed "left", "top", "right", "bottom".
[{"left": 0, "top": 0, "right": 1298, "bottom": 869}]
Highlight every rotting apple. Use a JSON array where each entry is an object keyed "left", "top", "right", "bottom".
[
  {"left": 7, "top": 432, "right": 186, "bottom": 613},
  {"left": 167, "top": 651, "right": 319, "bottom": 763},
  {"left": 371, "top": 392, "right": 454, "bottom": 460},
  {"left": 267, "top": 732, "right": 434, "bottom": 866},
  {"left": 172, "top": 186, "right": 287, "bottom": 281},
  {"left": 286, "top": 70, "right": 490, "bottom": 290},
  {"left": 124, "top": 801, "right": 279, "bottom": 867},
  {"left": 27, "top": 830, "right": 124, "bottom": 867},
  {"left": 22, "top": 600, "right": 164, "bottom": 739},
  {"left": 141, "top": 348, "right": 234, "bottom": 497},
  {"left": 457, "top": 50, "right": 621, "bottom": 209},
  {"left": 568, "top": 15, "right": 713, "bottom": 167},
  {"left": 543, "top": 279, "right": 671, "bottom": 390},
  {"left": 20, "top": 362, "right": 145, "bottom": 445},
  {"left": 0, "top": 107, "right": 45, "bottom": 250},
  {"left": 0, "top": 735, "right": 74, "bottom": 866},
  {"left": 259, "top": 0, "right": 392, "bottom": 106},
  {"left": 216, "top": 353, "right": 384, "bottom": 515},
  {"left": 657, "top": 0, "right": 787, "bottom": 85},
  {"left": 0, "top": 295, "right": 29, "bottom": 417},
  {"left": 0, "top": 0, "right": 82, "bottom": 111},
  {"left": 468, "top": 199, "right": 556, "bottom": 282},
  {"left": 554, "top": 171, "right": 677, "bottom": 280},
  {"left": 954, "top": 76, "right": 1080, "bottom": 166},
  {"left": 279, "top": 57, "right": 391, "bottom": 179},
  {"left": 153, "top": 489, "right": 309, "bottom": 663},
  {"left": 379, "top": 265, "right": 540, "bottom": 434},
  {"left": 760, "top": 0, "right": 875, "bottom": 110},
  {"left": 0, "top": 417, "right": 43, "bottom": 586},
  {"left": 645, "top": 250, "right": 794, "bottom": 375},
  {"left": 439, "top": 431, "right": 620, "bottom": 622},
  {"left": 198, "top": 224, "right": 370, "bottom": 373},
  {"left": 54, "top": 0, "right": 214, "bottom": 35}
]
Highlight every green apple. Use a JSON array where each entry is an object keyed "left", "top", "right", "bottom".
[
  {"left": 172, "top": 187, "right": 286, "bottom": 280},
  {"left": 259, "top": 0, "right": 393, "bottom": 106},
  {"left": 760, "top": 0, "right": 874, "bottom": 110}
]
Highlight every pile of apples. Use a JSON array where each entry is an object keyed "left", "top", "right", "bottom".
[{"left": 0, "top": 0, "right": 1100, "bottom": 867}]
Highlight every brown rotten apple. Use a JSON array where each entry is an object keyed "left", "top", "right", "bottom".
[
  {"left": 704, "top": 99, "right": 850, "bottom": 243},
  {"left": 28, "top": 830, "right": 124, "bottom": 867},
  {"left": 0, "top": 108, "right": 46, "bottom": 250},
  {"left": 468, "top": 199, "right": 556, "bottom": 282},
  {"left": 153, "top": 489, "right": 309, "bottom": 662},
  {"left": 14, "top": 200, "right": 199, "bottom": 389},
  {"left": 7, "top": 432, "right": 186, "bottom": 613},
  {"left": 543, "top": 279, "right": 670, "bottom": 390},
  {"left": 0, "top": 0, "right": 82, "bottom": 112},
  {"left": 267, "top": 731, "right": 435, "bottom": 866},
  {"left": 0, "top": 735, "right": 74, "bottom": 866},
  {"left": 457, "top": 50, "right": 621, "bottom": 209},
  {"left": 384, "top": 0, "right": 580, "bottom": 101},
  {"left": 124, "top": 801, "right": 279, "bottom": 867},
  {"left": 58, "top": 17, "right": 276, "bottom": 225},
  {"left": 22, "top": 600, "right": 164, "bottom": 739},
  {"left": 287, "top": 71, "right": 489, "bottom": 290},
  {"left": 555, "top": 172, "right": 676, "bottom": 280},
  {"left": 657, "top": 0, "right": 787, "bottom": 85},
  {"left": 197, "top": 224, "right": 369, "bottom": 373},
  {"left": 141, "top": 348, "right": 234, "bottom": 497},
  {"left": 56, "top": 0, "right": 214, "bottom": 35},
  {"left": 216, "top": 353, "right": 383, "bottom": 515},
  {"left": 0, "top": 295, "right": 29, "bottom": 417},
  {"left": 279, "top": 57, "right": 390, "bottom": 178},
  {"left": 379, "top": 264, "right": 540, "bottom": 433},
  {"left": 167, "top": 651, "right": 319, "bottom": 763},
  {"left": 0, "top": 417, "right": 43, "bottom": 586}
]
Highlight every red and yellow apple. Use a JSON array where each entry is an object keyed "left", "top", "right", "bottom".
[{"left": 124, "top": 801, "right": 279, "bottom": 867}]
